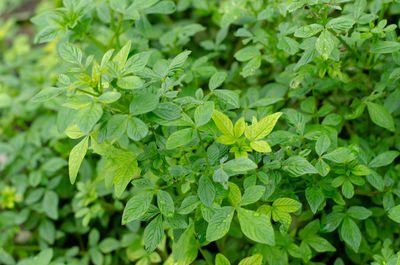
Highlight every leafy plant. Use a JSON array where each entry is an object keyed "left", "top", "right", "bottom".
[{"left": 1, "top": 0, "right": 400, "bottom": 264}]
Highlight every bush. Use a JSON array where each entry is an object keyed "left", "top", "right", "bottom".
[{"left": 1, "top": 0, "right": 400, "bottom": 264}]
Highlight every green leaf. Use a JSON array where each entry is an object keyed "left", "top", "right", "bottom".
[
  {"left": 194, "top": 101, "right": 214, "bottom": 127},
  {"left": 125, "top": 51, "right": 152, "bottom": 73},
  {"left": 238, "top": 254, "right": 263, "bottom": 265},
  {"left": 273, "top": 198, "right": 301, "bottom": 213},
  {"left": 342, "top": 179, "right": 354, "bottom": 199},
  {"left": 168, "top": 50, "right": 191, "bottom": 72},
  {"left": 32, "top": 87, "right": 64, "bottom": 102},
  {"left": 245, "top": 112, "right": 282, "bottom": 141},
  {"left": 367, "top": 102, "right": 395, "bottom": 131},
  {"left": 315, "top": 135, "right": 331, "bottom": 156},
  {"left": 129, "top": 91, "right": 159, "bottom": 115},
  {"left": 43, "top": 190, "right": 58, "bottom": 220},
  {"left": 106, "top": 114, "right": 128, "bottom": 140},
  {"left": 212, "top": 109, "right": 234, "bottom": 136},
  {"left": 157, "top": 190, "right": 174, "bottom": 218},
  {"left": 340, "top": 217, "right": 361, "bottom": 252},
  {"left": 117, "top": 76, "right": 143, "bottom": 89},
  {"left": 97, "top": 92, "right": 121, "bottom": 104},
  {"left": 283, "top": 156, "right": 318, "bottom": 176},
  {"left": 371, "top": 41, "right": 400, "bottom": 53},
  {"left": 250, "top": 140, "right": 271, "bottom": 153},
  {"left": 234, "top": 46, "right": 260, "bottom": 62},
  {"left": 369, "top": 151, "right": 399, "bottom": 168},
  {"left": 153, "top": 102, "right": 182, "bottom": 120},
  {"left": 214, "top": 89, "right": 240, "bottom": 108},
  {"left": 321, "top": 212, "right": 345, "bottom": 232},
  {"left": 307, "top": 236, "right": 336, "bottom": 252},
  {"left": 347, "top": 206, "right": 372, "bottom": 220},
  {"left": 99, "top": 238, "right": 120, "bottom": 253},
  {"left": 33, "top": 249, "right": 53, "bottom": 265},
  {"left": 110, "top": 151, "right": 140, "bottom": 197},
  {"left": 237, "top": 208, "right": 275, "bottom": 245},
  {"left": 198, "top": 175, "right": 215, "bottom": 207},
  {"left": 206, "top": 206, "right": 235, "bottom": 242},
  {"left": 388, "top": 205, "right": 400, "bottom": 223},
  {"left": 68, "top": 136, "right": 89, "bottom": 184},
  {"left": 58, "top": 42, "right": 82, "bottom": 64},
  {"left": 223, "top": 157, "right": 257, "bottom": 172},
  {"left": 277, "top": 36, "right": 299, "bottom": 55},
  {"left": 294, "top": 24, "right": 324, "bottom": 38},
  {"left": 75, "top": 103, "right": 103, "bottom": 134},
  {"left": 166, "top": 128, "right": 195, "bottom": 149},
  {"left": 215, "top": 253, "right": 231, "bottom": 265},
  {"left": 122, "top": 192, "right": 153, "bottom": 224},
  {"left": 326, "top": 16, "right": 355, "bottom": 33},
  {"left": 144, "top": 215, "right": 164, "bottom": 253},
  {"left": 305, "top": 186, "right": 324, "bottom": 214},
  {"left": 178, "top": 196, "right": 200, "bottom": 215},
  {"left": 239, "top": 185, "right": 266, "bottom": 206},
  {"left": 113, "top": 41, "right": 131, "bottom": 70},
  {"left": 323, "top": 147, "right": 356, "bottom": 163},
  {"left": 316, "top": 30, "right": 335, "bottom": 60},
  {"left": 127, "top": 117, "right": 148, "bottom": 141},
  {"left": 209, "top": 72, "right": 227, "bottom": 90}
]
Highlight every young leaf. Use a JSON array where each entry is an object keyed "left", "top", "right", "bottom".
[
  {"left": 238, "top": 254, "right": 263, "bottom": 265},
  {"left": 273, "top": 198, "right": 302, "bottom": 213},
  {"left": 69, "top": 136, "right": 89, "bottom": 184},
  {"left": 237, "top": 208, "right": 275, "bottom": 245},
  {"left": 212, "top": 109, "right": 234, "bottom": 136}
]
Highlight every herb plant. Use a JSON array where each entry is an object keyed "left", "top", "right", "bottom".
[{"left": 1, "top": 0, "right": 400, "bottom": 264}]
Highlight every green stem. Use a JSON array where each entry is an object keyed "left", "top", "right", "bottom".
[
  {"left": 77, "top": 88, "right": 99, "bottom": 97},
  {"left": 83, "top": 33, "right": 106, "bottom": 52}
]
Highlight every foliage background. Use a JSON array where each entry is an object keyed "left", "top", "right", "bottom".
[{"left": 1, "top": 0, "right": 400, "bottom": 265}]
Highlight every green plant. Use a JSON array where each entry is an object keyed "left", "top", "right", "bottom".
[{"left": 1, "top": 0, "right": 400, "bottom": 264}]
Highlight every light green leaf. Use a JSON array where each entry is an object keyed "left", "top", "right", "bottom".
[
  {"left": 166, "top": 128, "right": 195, "bottom": 149},
  {"left": 168, "top": 50, "right": 191, "bottom": 72},
  {"left": 388, "top": 205, "right": 400, "bottom": 223},
  {"left": 250, "top": 140, "right": 271, "bottom": 153},
  {"left": 371, "top": 41, "right": 400, "bottom": 54},
  {"left": 106, "top": 114, "right": 128, "bottom": 140},
  {"left": 215, "top": 253, "right": 231, "bottom": 265},
  {"left": 294, "top": 24, "right": 324, "bottom": 38},
  {"left": 212, "top": 109, "right": 234, "bottom": 136},
  {"left": 238, "top": 254, "right": 263, "bottom": 265},
  {"left": 32, "top": 87, "right": 64, "bottom": 102},
  {"left": 69, "top": 136, "right": 88, "bottom": 184},
  {"left": 43, "top": 191, "right": 58, "bottom": 220},
  {"left": 194, "top": 101, "right": 214, "bottom": 127},
  {"left": 58, "top": 42, "right": 82, "bottom": 64},
  {"left": 122, "top": 192, "right": 153, "bottom": 224},
  {"left": 245, "top": 112, "right": 282, "bottom": 141},
  {"left": 316, "top": 30, "right": 335, "bottom": 60},
  {"left": 323, "top": 147, "right": 356, "bottom": 163},
  {"left": 117, "top": 76, "right": 143, "bottom": 89},
  {"left": 209, "top": 71, "right": 227, "bottom": 90},
  {"left": 97, "top": 92, "right": 121, "bottom": 104},
  {"left": 206, "top": 206, "right": 235, "bottom": 242},
  {"left": 113, "top": 41, "right": 131, "bottom": 70},
  {"left": 367, "top": 102, "right": 395, "bottom": 131},
  {"left": 237, "top": 208, "right": 275, "bottom": 245},
  {"left": 223, "top": 157, "right": 257, "bottom": 172},
  {"left": 369, "top": 151, "right": 399, "bottom": 168},
  {"left": 273, "top": 198, "right": 302, "bottom": 213},
  {"left": 127, "top": 117, "right": 148, "bottom": 141},
  {"left": 129, "top": 91, "right": 159, "bottom": 115},
  {"left": 75, "top": 103, "right": 103, "bottom": 134},
  {"left": 239, "top": 185, "right": 266, "bottom": 206},
  {"left": 283, "top": 156, "right": 318, "bottom": 176},
  {"left": 234, "top": 46, "right": 260, "bottom": 62},
  {"left": 214, "top": 89, "right": 240, "bottom": 108},
  {"left": 157, "top": 190, "right": 174, "bottom": 218}
]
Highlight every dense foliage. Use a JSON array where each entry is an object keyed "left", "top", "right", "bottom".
[{"left": 1, "top": 0, "right": 400, "bottom": 264}]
